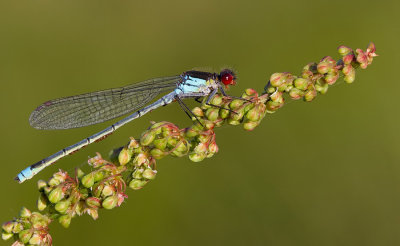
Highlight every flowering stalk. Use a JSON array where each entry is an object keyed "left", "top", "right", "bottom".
[{"left": 2, "top": 43, "right": 377, "bottom": 246}]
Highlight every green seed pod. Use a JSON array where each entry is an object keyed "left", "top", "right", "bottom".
[
  {"left": 48, "top": 177, "right": 62, "bottom": 187},
  {"left": 86, "top": 197, "right": 101, "bottom": 208},
  {"left": 76, "top": 168, "right": 85, "bottom": 179},
  {"left": 304, "top": 87, "right": 317, "bottom": 102},
  {"left": 154, "top": 138, "right": 168, "bottom": 150},
  {"left": 132, "top": 169, "right": 143, "bottom": 179},
  {"left": 191, "top": 107, "right": 204, "bottom": 117},
  {"left": 219, "top": 104, "right": 230, "bottom": 119},
  {"left": 150, "top": 148, "right": 165, "bottom": 159},
  {"left": 162, "top": 127, "right": 172, "bottom": 137},
  {"left": 189, "top": 153, "right": 206, "bottom": 162},
  {"left": 118, "top": 147, "right": 132, "bottom": 165},
  {"left": 315, "top": 80, "right": 329, "bottom": 94},
  {"left": 227, "top": 118, "right": 240, "bottom": 125},
  {"left": 28, "top": 232, "right": 41, "bottom": 245},
  {"left": 338, "top": 45, "right": 352, "bottom": 56},
  {"left": 92, "top": 183, "right": 104, "bottom": 197},
  {"left": 102, "top": 195, "right": 118, "bottom": 210},
  {"left": 48, "top": 186, "right": 64, "bottom": 204},
  {"left": 245, "top": 107, "right": 261, "bottom": 122},
  {"left": 19, "top": 207, "right": 32, "bottom": 218},
  {"left": 19, "top": 229, "right": 33, "bottom": 244},
  {"left": 230, "top": 108, "right": 245, "bottom": 121},
  {"left": 243, "top": 121, "right": 259, "bottom": 131},
  {"left": 101, "top": 185, "right": 114, "bottom": 197},
  {"left": 58, "top": 214, "right": 72, "bottom": 228},
  {"left": 344, "top": 73, "right": 355, "bottom": 83},
  {"left": 150, "top": 122, "right": 164, "bottom": 134},
  {"left": 230, "top": 99, "right": 244, "bottom": 110},
  {"left": 175, "top": 141, "right": 188, "bottom": 153},
  {"left": 294, "top": 78, "right": 310, "bottom": 90},
  {"left": 167, "top": 137, "right": 178, "bottom": 147},
  {"left": 55, "top": 199, "right": 71, "bottom": 214},
  {"left": 325, "top": 71, "right": 338, "bottom": 85},
  {"left": 93, "top": 171, "right": 104, "bottom": 182},
  {"left": 1, "top": 232, "right": 13, "bottom": 241},
  {"left": 129, "top": 179, "right": 148, "bottom": 190},
  {"left": 140, "top": 131, "right": 156, "bottom": 146},
  {"left": 185, "top": 127, "right": 199, "bottom": 138},
  {"left": 142, "top": 169, "right": 157, "bottom": 180},
  {"left": 205, "top": 108, "right": 219, "bottom": 121},
  {"left": 171, "top": 149, "right": 186, "bottom": 157},
  {"left": 81, "top": 173, "right": 95, "bottom": 188},
  {"left": 210, "top": 94, "right": 223, "bottom": 105},
  {"left": 37, "top": 180, "right": 47, "bottom": 191}
]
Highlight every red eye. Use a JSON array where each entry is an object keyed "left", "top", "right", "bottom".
[{"left": 221, "top": 73, "right": 234, "bottom": 85}]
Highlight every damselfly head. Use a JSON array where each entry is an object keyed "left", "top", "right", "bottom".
[{"left": 219, "top": 69, "right": 236, "bottom": 87}]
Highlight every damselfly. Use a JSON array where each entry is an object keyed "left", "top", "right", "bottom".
[{"left": 15, "top": 69, "right": 237, "bottom": 183}]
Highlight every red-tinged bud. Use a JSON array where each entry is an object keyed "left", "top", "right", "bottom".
[
  {"left": 19, "top": 207, "right": 31, "bottom": 218},
  {"left": 93, "top": 171, "right": 104, "bottom": 182},
  {"left": 28, "top": 232, "right": 41, "bottom": 245},
  {"left": 55, "top": 199, "right": 71, "bottom": 214},
  {"left": 161, "top": 127, "right": 173, "bottom": 137},
  {"left": 140, "top": 131, "right": 155, "bottom": 146},
  {"left": 18, "top": 229, "right": 33, "bottom": 244},
  {"left": 118, "top": 148, "right": 132, "bottom": 165},
  {"left": 208, "top": 142, "right": 219, "bottom": 154},
  {"left": 356, "top": 49, "right": 368, "bottom": 69},
  {"left": 82, "top": 173, "right": 95, "bottom": 188},
  {"left": 324, "top": 71, "right": 339, "bottom": 85},
  {"left": 2, "top": 221, "right": 15, "bottom": 233},
  {"left": 143, "top": 169, "right": 157, "bottom": 180},
  {"left": 48, "top": 186, "right": 64, "bottom": 204},
  {"left": 205, "top": 121, "right": 215, "bottom": 130},
  {"left": 88, "top": 153, "right": 107, "bottom": 168},
  {"left": 342, "top": 53, "right": 354, "bottom": 65},
  {"left": 189, "top": 153, "right": 206, "bottom": 162},
  {"left": 289, "top": 88, "right": 305, "bottom": 100},
  {"left": 294, "top": 78, "right": 310, "bottom": 91},
  {"left": 243, "top": 121, "right": 260, "bottom": 131},
  {"left": 269, "top": 73, "right": 285, "bottom": 87},
  {"left": 86, "top": 197, "right": 101, "bottom": 208},
  {"left": 245, "top": 88, "right": 258, "bottom": 97},
  {"left": 342, "top": 64, "right": 354, "bottom": 76},
  {"left": 150, "top": 148, "right": 165, "bottom": 159},
  {"left": 317, "top": 61, "right": 331, "bottom": 74},
  {"left": 205, "top": 108, "right": 219, "bottom": 121},
  {"left": 338, "top": 45, "right": 352, "bottom": 56},
  {"left": 211, "top": 94, "right": 223, "bottom": 105},
  {"left": 302, "top": 69, "right": 314, "bottom": 79},
  {"left": 129, "top": 179, "right": 147, "bottom": 190},
  {"left": 2, "top": 232, "right": 13, "bottom": 240},
  {"left": 304, "top": 87, "right": 317, "bottom": 102},
  {"left": 191, "top": 107, "right": 204, "bottom": 117},
  {"left": 194, "top": 143, "right": 208, "bottom": 154},
  {"left": 58, "top": 214, "right": 72, "bottom": 228}
]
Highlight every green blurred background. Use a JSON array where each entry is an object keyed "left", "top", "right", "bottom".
[{"left": 0, "top": 0, "right": 398, "bottom": 245}]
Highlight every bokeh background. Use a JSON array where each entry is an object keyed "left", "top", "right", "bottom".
[{"left": 0, "top": 0, "right": 398, "bottom": 245}]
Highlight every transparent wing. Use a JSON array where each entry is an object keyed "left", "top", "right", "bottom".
[{"left": 29, "top": 76, "right": 180, "bottom": 130}]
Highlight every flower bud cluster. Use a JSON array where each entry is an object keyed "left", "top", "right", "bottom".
[
  {"left": 3, "top": 43, "right": 377, "bottom": 246},
  {"left": 264, "top": 42, "right": 377, "bottom": 105},
  {"left": 2, "top": 207, "right": 52, "bottom": 245}
]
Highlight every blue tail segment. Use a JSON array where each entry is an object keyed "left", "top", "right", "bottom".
[{"left": 15, "top": 167, "right": 33, "bottom": 183}]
